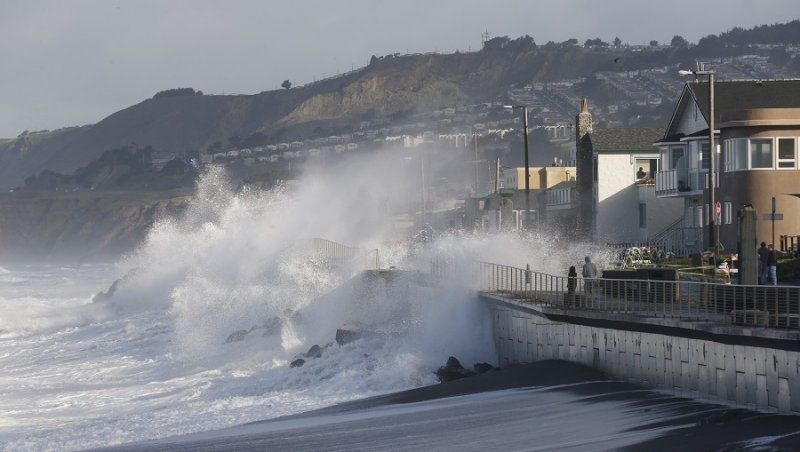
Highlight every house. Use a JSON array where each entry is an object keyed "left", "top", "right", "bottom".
[
  {"left": 576, "top": 98, "right": 683, "bottom": 244},
  {"left": 544, "top": 180, "right": 578, "bottom": 233},
  {"left": 654, "top": 79, "right": 800, "bottom": 254},
  {"left": 463, "top": 165, "right": 575, "bottom": 232},
  {"left": 151, "top": 150, "right": 177, "bottom": 170}
]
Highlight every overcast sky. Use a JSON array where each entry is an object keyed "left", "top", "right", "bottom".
[{"left": 0, "top": 0, "right": 796, "bottom": 138}]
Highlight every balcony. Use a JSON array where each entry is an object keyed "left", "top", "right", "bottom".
[
  {"left": 546, "top": 187, "right": 573, "bottom": 210},
  {"left": 655, "top": 169, "right": 711, "bottom": 197}
]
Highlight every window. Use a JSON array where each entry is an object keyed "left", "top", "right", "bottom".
[
  {"left": 750, "top": 138, "right": 773, "bottom": 169},
  {"left": 734, "top": 139, "right": 747, "bottom": 170},
  {"left": 724, "top": 201, "right": 732, "bottom": 225},
  {"left": 694, "top": 206, "right": 703, "bottom": 228},
  {"left": 634, "top": 158, "right": 657, "bottom": 180},
  {"left": 723, "top": 140, "right": 733, "bottom": 172},
  {"left": 670, "top": 147, "right": 685, "bottom": 169},
  {"left": 778, "top": 138, "right": 796, "bottom": 169},
  {"left": 639, "top": 203, "right": 647, "bottom": 228},
  {"left": 700, "top": 143, "right": 710, "bottom": 170}
]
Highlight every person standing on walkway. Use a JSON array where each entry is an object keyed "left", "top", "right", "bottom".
[
  {"left": 582, "top": 256, "right": 598, "bottom": 294},
  {"left": 767, "top": 244, "right": 778, "bottom": 286},
  {"left": 567, "top": 266, "right": 577, "bottom": 307},
  {"left": 758, "top": 242, "right": 769, "bottom": 285}
]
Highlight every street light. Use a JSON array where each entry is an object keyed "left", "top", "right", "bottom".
[
  {"left": 504, "top": 104, "right": 531, "bottom": 230},
  {"left": 679, "top": 64, "right": 718, "bottom": 267}
]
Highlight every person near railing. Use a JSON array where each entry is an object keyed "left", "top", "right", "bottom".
[
  {"left": 582, "top": 256, "right": 598, "bottom": 294},
  {"left": 767, "top": 244, "right": 778, "bottom": 286},
  {"left": 758, "top": 242, "right": 769, "bottom": 285},
  {"left": 567, "top": 266, "right": 577, "bottom": 306}
]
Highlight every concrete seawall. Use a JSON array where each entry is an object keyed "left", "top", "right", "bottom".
[{"left": 482, "top": 292, "right": 800, "bottom": 414}]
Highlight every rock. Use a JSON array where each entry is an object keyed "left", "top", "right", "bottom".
[
  {"left": 305, "top": 344, "right": 323, "bottom": 359},
  {"left": 435, "top": 356, "right": 477, "bottom": 383},
  {"left": 290, "top": 358, "right": 306, "bottom": 368},
  {"left": 92, "top": 278, "right": 121, "bottom": 303},
  {"left": 225, "top": 329, "right": 250, "bottom": 343},
  {"left": 473, "top": 362, "right": 496, "bottom": 374},
  {"left": 335, "top": 326, "right": 365, "bottom": 345}
]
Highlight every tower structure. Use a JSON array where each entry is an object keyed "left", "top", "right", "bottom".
[{"left": 575, "top": 97, "right": 593, "bottom": 240}]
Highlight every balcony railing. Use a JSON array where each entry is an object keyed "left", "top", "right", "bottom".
[
  {"left": 655, "top": 168, "right": 710, "bottom": 197},
  {"left": 477, "top": 262, "right": 800, "bottom": 331}
]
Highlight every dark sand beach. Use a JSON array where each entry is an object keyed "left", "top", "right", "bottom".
[{"left": 100, "top": 360, "right": 800, "bottom": 451}]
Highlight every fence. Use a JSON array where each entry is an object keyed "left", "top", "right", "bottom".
[
  {"left": 781, "top": 235, "right": 800, "bottom": 254},
  {"left": 310, "top": 237, "right": 369, "bottom": 267},
  {"left": 478, "top": 261, "right": 800, "bottom": 331}
]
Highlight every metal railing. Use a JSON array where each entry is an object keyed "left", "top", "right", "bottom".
[
  {"left": 606, "top": 227, "right": 702, "bottom": 258},
  {"left": 478, "top": 261, "right": 800, "bottom": 330},
  {"left": 781, "top": 235, "right": 800, "bottom": 254},
  {"left": 655, "top": 168, "right": 715, "bottom": 197}
]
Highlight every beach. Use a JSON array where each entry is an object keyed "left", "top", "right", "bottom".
[{"left": 99, "top": 360, "right": 800, "bottom": 451}]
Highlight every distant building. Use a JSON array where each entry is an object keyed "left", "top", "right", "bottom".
[{"left": 151, "top": 150, "right": 177, "bottom": 170}]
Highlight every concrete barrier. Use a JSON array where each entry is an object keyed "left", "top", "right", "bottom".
[{"left": 482, "top": 292, "right": 800, "bottom": 414}]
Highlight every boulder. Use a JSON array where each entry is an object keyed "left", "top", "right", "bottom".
[
  {"left": 290, "top": 358, "right": 306, "bottom": 368},
  {"left": 435, "top": 356, "right": 477, "bottom": 383},
  {"left": 305, "top": 344, "right": 323, "bottom": 359}
]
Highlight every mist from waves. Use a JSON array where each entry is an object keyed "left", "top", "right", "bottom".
[{"left": 0, "top": 150, "right": 611, "bottom": 450}]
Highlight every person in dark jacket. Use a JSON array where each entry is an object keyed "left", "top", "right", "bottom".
[
  {"left": 567, "top": 266, "right": 577, "bottom": 307},
  {"left": 767, "top": 244, "right": 778, "bottom": 286},
  {"left": 758, "top": 242, "right": 769, "bottom": 285}
]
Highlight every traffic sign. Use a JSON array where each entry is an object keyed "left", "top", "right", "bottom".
[{"left": 715, "top": 201, "right": 721, "bottom": 222}]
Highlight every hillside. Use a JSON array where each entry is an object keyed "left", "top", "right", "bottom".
[
  {"left": 0, "top": 190, "right": 190, "bottom": 262},
  {"left": 2, "top": 21, "right": 800, "bottom": 192},
  {"left": 0, "top": 46, "right": 629, "bottom": 190}
]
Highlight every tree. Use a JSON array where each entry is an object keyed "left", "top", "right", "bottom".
[
  {"left": 613, "top": 37, "right": 622, "bottom": 47},
  {"left": 649, "top": 40, "right": 659, "bottom": 47},
  {"left": 584, "top": 38, "right": 608, "bottom": 48},
  {"left": 281, "top": 79, "right": 292, "bottom": 90},
  {"left": 483, "top": 36, "right": 511, "bottom": 51},
  {"left": 670, "top": 35, "right": 689, "bottom": 48}
]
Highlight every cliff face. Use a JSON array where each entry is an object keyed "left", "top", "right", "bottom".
[{"left": 0, "top": 192, "right": 189, "bottom": 262}]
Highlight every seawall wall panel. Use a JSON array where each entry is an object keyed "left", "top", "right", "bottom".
[{"left": 482, "top": 293, "right": 800, "bottom": 414}]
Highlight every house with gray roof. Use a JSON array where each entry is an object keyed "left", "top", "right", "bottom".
[
  {"left": 575, "top": 98, "right": 683, "bottom": 244},
  {"left": 654, "top": 79, "right": 800, "bottom": 255}
]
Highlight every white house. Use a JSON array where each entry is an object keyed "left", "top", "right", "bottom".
[{"left": 575, "top": 98, "right": 683, "bottom": 244}]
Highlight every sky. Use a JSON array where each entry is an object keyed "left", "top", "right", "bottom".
[{"left": 0, "top": 0, "right": 797, "bottom": 138}]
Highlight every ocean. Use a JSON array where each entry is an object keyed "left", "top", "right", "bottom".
[{"left": 3, "top": 165, "right": 800, "bottom": 451}]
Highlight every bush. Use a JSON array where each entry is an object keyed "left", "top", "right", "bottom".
[{"left": 778, "top": 257, "right": 800, "bottom": 282}]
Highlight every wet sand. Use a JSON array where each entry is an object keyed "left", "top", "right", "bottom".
[{"left": 101, "top": 360, "right": 800, "bottom": 451}]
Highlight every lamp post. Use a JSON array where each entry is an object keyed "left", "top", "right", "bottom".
[
  {"left": 504, "top": 104, "right": 531, "bottom": 230},
  {"left": 679, "top": 64, "right": 718, "bottom": 267}
]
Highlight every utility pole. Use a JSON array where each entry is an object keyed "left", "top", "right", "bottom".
[
  {"left": 504, "top": 104, "right": 532, "bottom": 230},
  {"left": 680, "top": 64, "right": 717, "bottom": 271}
]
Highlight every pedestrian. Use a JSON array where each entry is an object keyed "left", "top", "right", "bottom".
[
  {"left": 767, "top": 244, "right": 778, "bottom": 286},
  {"left": 758, "top": 241, "right": 769, "bottom": 285},
  {"left": 582, "top": 256, "right": 598, "bottom": 294},
  {"left": 567, "top": 266, "right": 577, "bottom": 307}
]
